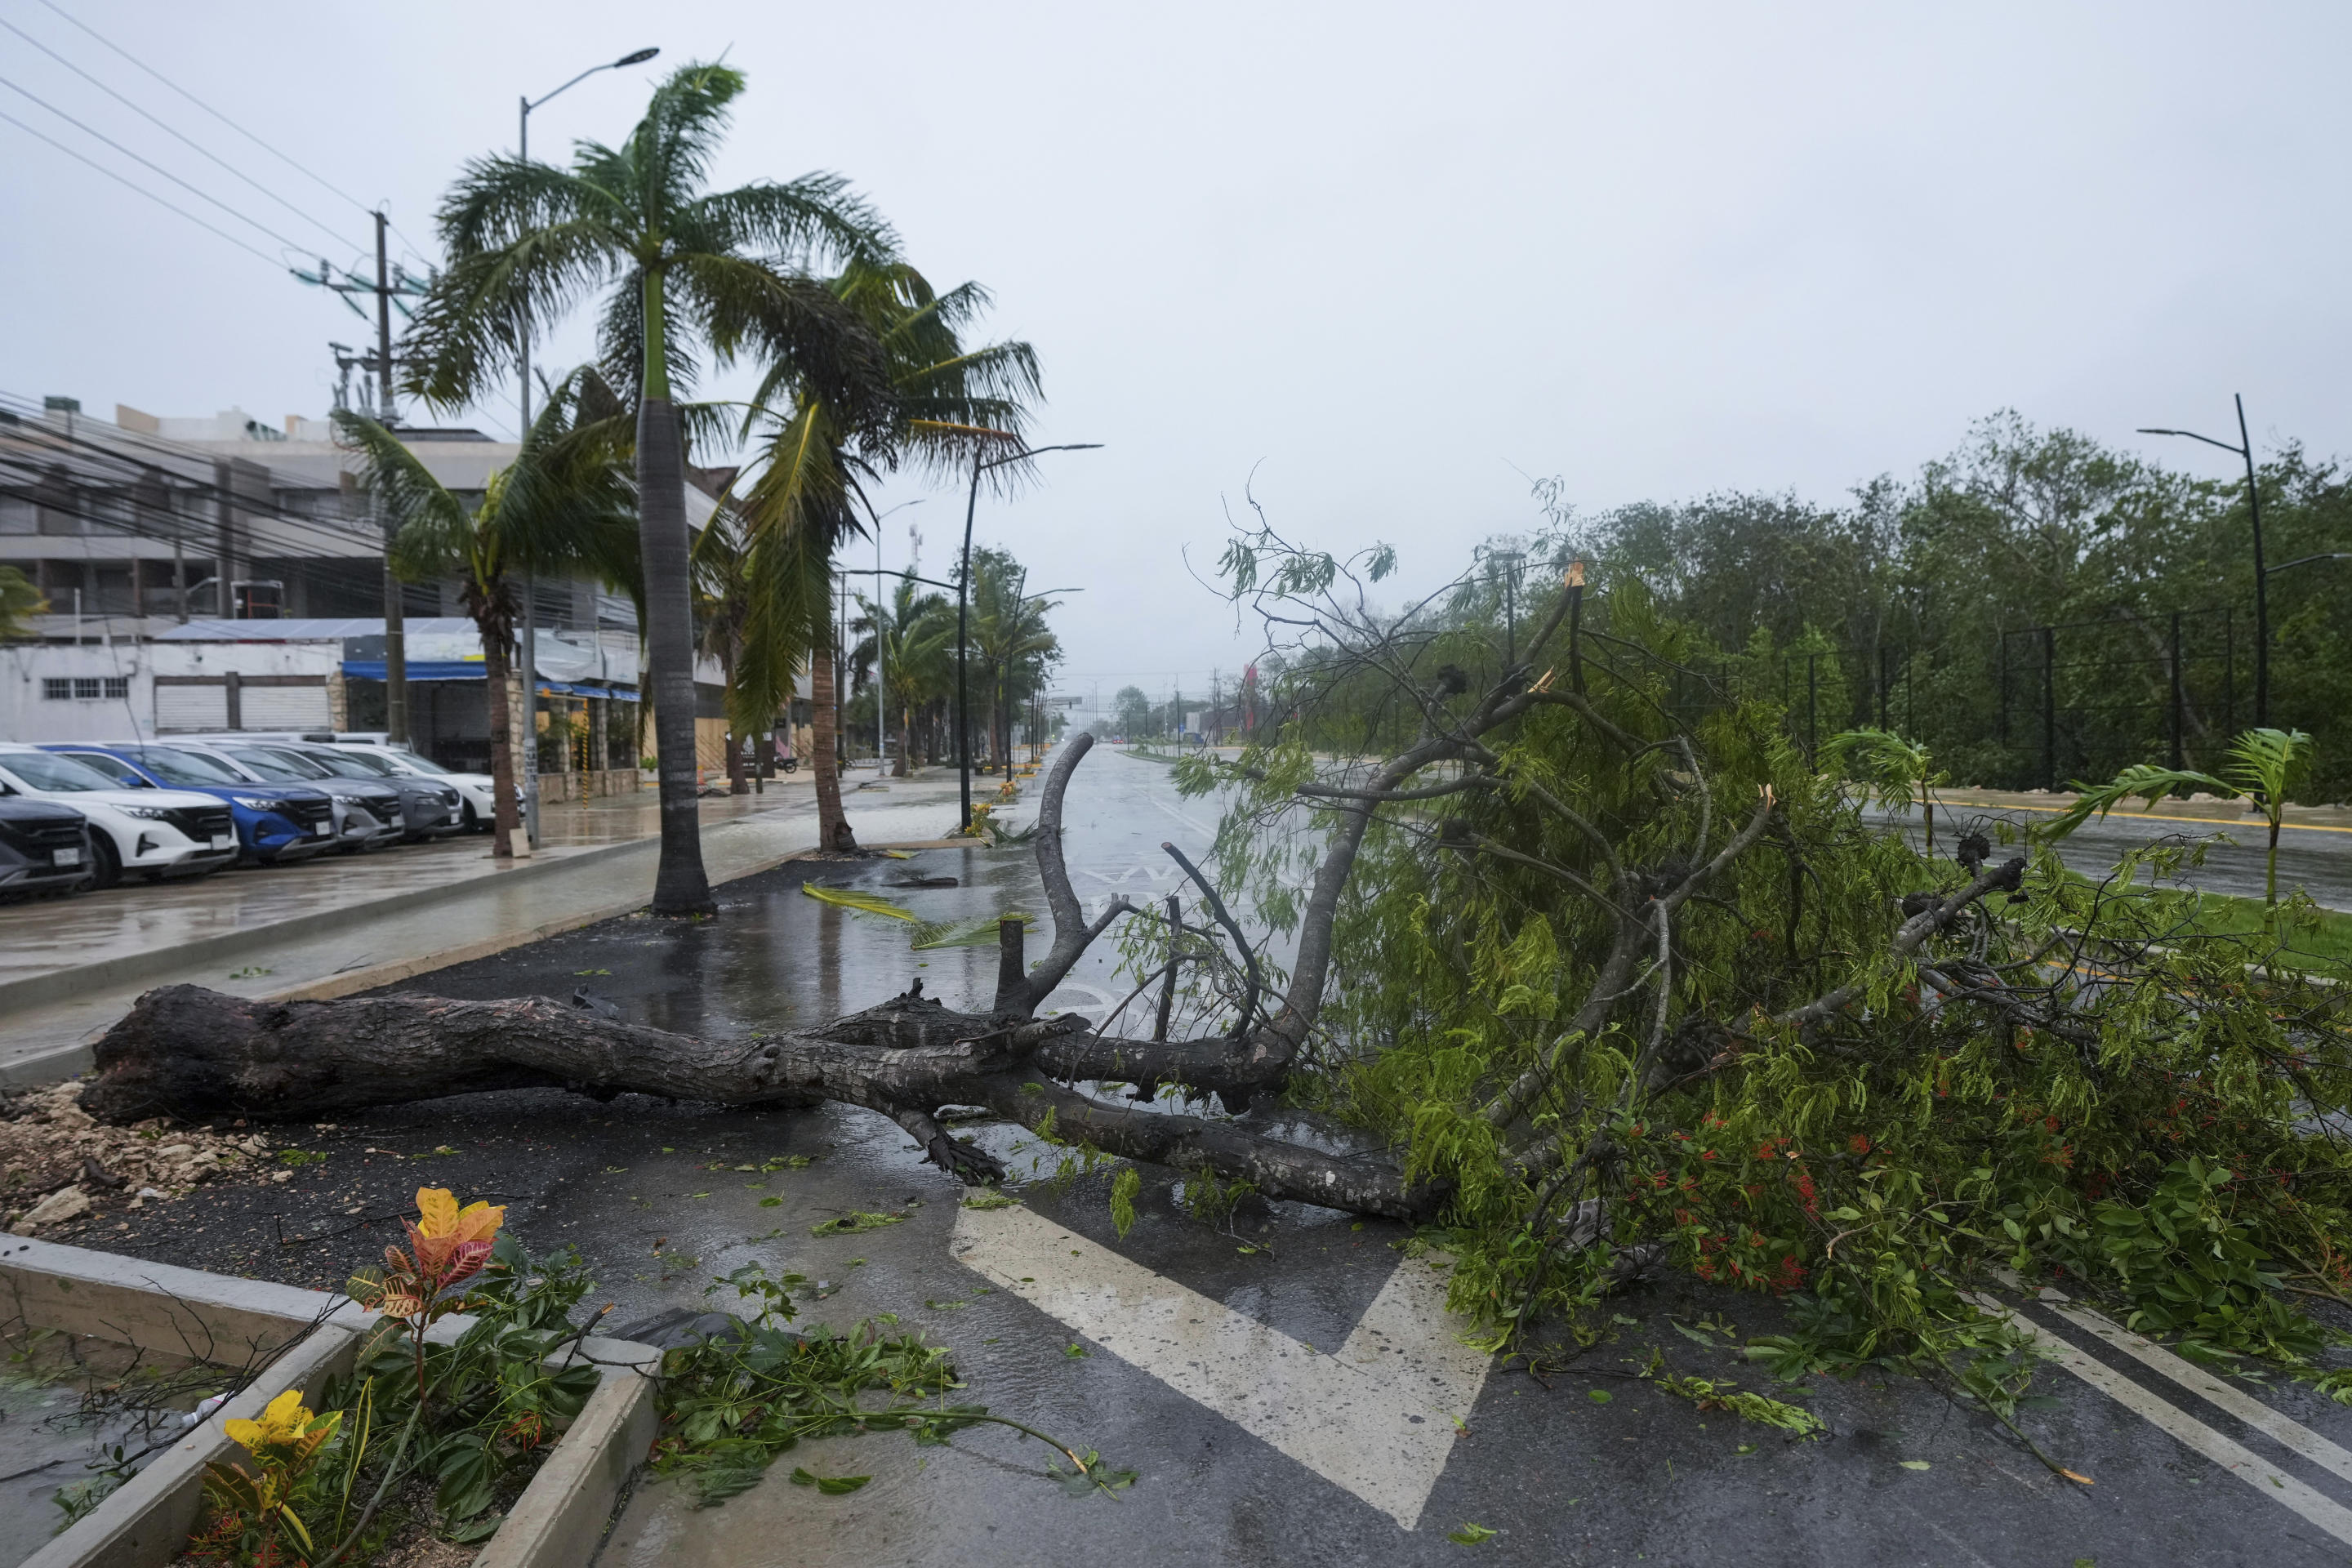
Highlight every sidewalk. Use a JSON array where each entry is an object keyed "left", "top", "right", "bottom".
[{"left": 0, "top": 766, "right": 965, "bottom": 1085}]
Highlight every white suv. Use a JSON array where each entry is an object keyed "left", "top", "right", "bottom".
[{"left": 0, "top": 743, "right": 238, "bottom": 887}]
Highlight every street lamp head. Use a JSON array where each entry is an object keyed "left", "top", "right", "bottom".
[{"left": 614, "top": 47, "right": 661, "bottom": 66}]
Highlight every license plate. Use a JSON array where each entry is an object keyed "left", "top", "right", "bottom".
[
  {"left": 211, "top": 835, "right": 234, "bottom": 849},
  {"left": 51, "top": 847, "right": 81, "bottom": 867},
  {"left": 313, "top": 822, "right": 331, "bottom": 835}
]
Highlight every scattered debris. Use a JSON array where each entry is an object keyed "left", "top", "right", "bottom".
[{"left": 1, "top": 1080, "right": 272, "bottom": 1230}]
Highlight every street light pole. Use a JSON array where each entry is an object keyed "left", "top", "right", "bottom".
[
  {"left": 515, "top": 46, "right": 657, "bottom": 848},
  {"left": 2138, "top": 394, "right": 2273, "bottom": 726},
  {"left": 956, "top": 441, "right": 1101, "bottom": 831}
]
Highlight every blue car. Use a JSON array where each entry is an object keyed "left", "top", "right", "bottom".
[{"left": 42, "top": 743, "right": 336, "bottom": 866}]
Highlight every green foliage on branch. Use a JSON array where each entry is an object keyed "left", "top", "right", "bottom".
[{"left": 1190, "top": 522, "right": 2352, "bottom": 1404}]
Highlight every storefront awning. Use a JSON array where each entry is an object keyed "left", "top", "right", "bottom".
[{"left": 341, "top": 661, "right": 636, "bottom": 699}]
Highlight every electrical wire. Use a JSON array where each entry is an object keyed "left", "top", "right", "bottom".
[
  {"left": 0, "top": 13, "right": 362, "bottom": 256},
  {"left": 0, "top": 72, "right": 314, "bottom": 255},
  {"left": 0, "top": 105, "right": 282, "bottom": 267},
  {"left": 31, "top": 0, "right": 379, "bottom": 222}
]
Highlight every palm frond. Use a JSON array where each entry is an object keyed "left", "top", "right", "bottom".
[
  {"left": 332, "top": 411, "right": 473, "bottom": 582},
  {"left": 2044, "top": 763, "right": 2230, "bottom": 840},
  {"left": 2225, "top": 728, "right": 2314, "bottom": 802}
]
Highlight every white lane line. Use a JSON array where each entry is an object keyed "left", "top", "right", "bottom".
[
  {"left": 1967, "top": 1292, "right": 2352, "bottom": 1548},
  {"left": 1150, "top": 795, "right": 1220, "bottom": 841},
  {"left": 2031, "top": 1285, "right": 2352, "bottom": 1490},
  {"left": 951, "top": 1203, "right": 1490, "bottom": 1530}
]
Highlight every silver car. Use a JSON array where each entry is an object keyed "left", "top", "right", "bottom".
[
  {"left": 176, "top": 741, "right": 407, "bottom": 853},
  {"left": 254, "top": 743, "right": 466, "bottom": 842}
]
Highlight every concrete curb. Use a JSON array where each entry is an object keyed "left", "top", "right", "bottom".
[
  {"left": 2, "top": 1236, "right": 664, "bottom": 1568},
  {"left": 0, "top": 826, "right": 967, "bottom": 1089},
  {"left": 0, "top": 831, "right": 657, "bottom": 1018}
]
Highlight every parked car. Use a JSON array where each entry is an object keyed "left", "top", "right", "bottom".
[
  {"left": 41, "top": 743, "right": 336, "bottom": 866},
  {"left": 162, "top": 740, "right": 407, "bottom": 853},
  {"left": 0, "top": 795, "right": 95, "bottom": 898},
  {"left": 220, "top": 733, "right": 497, "bottom": 832},
  {"left": 238, "top": 742, "right": 465, "bottom": 842},
  {"left": 0, "top": 744, "right": 236, "bottom": 887}
]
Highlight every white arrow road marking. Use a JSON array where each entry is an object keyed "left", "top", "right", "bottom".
[
  {"left": 951, "top": 1203, "right": 1490, "bottom": 1529},
  {"left": 1968, "top": 1292, "right": 2352, "bottom": 1548}
]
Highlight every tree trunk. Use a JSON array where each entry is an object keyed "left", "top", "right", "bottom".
[
  {"left": 81, "top": 983, "right": 1438, "bottom": 1222},
  {"left": 811, "top": 638, "right": 855, "bottom": 852},
  {"left": 480, "top": 621, "right": 518, "bottom": 859},
  {"left": 895, "top": 701, "right": 911, "bottom": 777},
  {"left": 636, "top": 390, "right": 716, "bottom": 915}
]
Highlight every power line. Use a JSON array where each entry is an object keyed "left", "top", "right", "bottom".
[
  {"left": 0, "top": 13, "right": 363, "bottom": 256},
  {"left": 0, "top": 105, "right": 282, "bottom": 267},
  {"left": 0, "top": 72, "right": 315, "bottom": 255},
  {"left": 31, "top": 0, "right": 379, "bottom": 222}
]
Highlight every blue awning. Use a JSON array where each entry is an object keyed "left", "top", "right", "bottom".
[
  {"left": 341, "top": 660, "right": 487, "bottom": 681},
  {"left": 341, "top": 662, "right": 636, "bottom": 698}
]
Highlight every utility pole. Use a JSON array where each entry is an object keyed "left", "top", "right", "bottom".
[{"left": 373, "top": 208, "right": 409, "bottom": 746}]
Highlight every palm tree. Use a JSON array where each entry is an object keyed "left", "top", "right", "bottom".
[
  {"left": 733, "top": 259, "right": 1042, "bottom": 851},
  {"left": 968, "top": 550, "right": 1060, "bottom": 773},
  {"left": 692, "top": 503, "right": 761, "bottom": 795},
  {"left": 2048, "top": 727, "right": 2315, "bottom": 905},
  {"left": 403, "top": 60, "right": 891, "bottom": 913},
  {"left": 850, "top": 579, "right": 954, "bottom": 777},
  {"left": 337, "top": 376, "right": 638, "bottom": 858},
  {"left": 0, "top": 566, "right": 45, "bottom": 641}
]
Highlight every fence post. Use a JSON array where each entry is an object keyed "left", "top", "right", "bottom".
[
  {"left": 2169, "top": 610, "right": 2185, "bottom": 770},
  {"left": 2223, "top": 607, "right": 2236, "bottom": 737},
  {"left": 1998, "top": 631, "right": 2009, "bottom": 746},
  {"left": 1878, "top": 644, "right": 1891, "bottom": 728},
  {"left": 2041, "top": 625, "right": 2056, "bottom": 792},
  {"left": 1806, "top": 654, "right": 1818, "bottom": 760}
]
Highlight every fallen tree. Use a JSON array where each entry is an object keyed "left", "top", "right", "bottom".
[{"left": 84, "top": 515, "right": 2352, "bottom": 1384}]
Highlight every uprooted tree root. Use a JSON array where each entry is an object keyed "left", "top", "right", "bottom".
[{"left": 78, "top": 528, "right": 2352, "bottom": 1405}]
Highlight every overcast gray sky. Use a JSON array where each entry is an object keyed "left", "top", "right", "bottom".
[{"left": 6, "top": 2, "right": 2347, "bottom": 700}]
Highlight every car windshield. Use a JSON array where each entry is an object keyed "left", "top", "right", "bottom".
[
  {"left": 312, "top": 748, "right": 397, "bottom": 777},
  {"left": 373, "top": 749, "right": 452, "bottom": 776},
  {"left": 0, "top": 751, "right": 130, "bottom": 793},
  {"left": 220, "top": 747, "right": 318, "bottom": 782},
  {"left": 123, "top": 746, "right": 246, "bottom": 786},
  {"left": 291, "top": 749, "right": 378, "bottom": 778}
]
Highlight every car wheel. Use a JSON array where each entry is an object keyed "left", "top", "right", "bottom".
[
  {"left": 90, "top": 832, "right": 122, "bottom": 890},
  {"left": 462, "top": 800, "right": 482, "bottom": 832}
]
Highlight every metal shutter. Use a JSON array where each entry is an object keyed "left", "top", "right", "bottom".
[
  {"left": 239, "top": 684, "right": 331, "bottom": 730},
  {"left": 156, "top": 683, "right": 229, "bottom": 732}
]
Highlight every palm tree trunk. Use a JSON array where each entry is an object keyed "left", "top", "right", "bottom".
[
  {"left": 636, "top": 313, "right": 716, "bottom": 914},
  {"left": 812, "top": 638, "right": 855, "bottom": 851},
  {"left": 720, "top": 641, "right": 749, "bottom": 796},
  {"left": 895, "top": 700, "right": 911, "bottom": 777},
  {"left": 479, "top": 619, "right": 518, "bottom": 859}
]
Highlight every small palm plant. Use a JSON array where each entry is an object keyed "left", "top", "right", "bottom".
[
  {"left": 1824, "top": 727, "right": 1946, "bottom": 853},
  {"left": 2046, "top": 727, "right": 2315, "bottom": 904}
]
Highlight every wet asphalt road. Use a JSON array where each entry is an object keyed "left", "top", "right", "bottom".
[
  {"left": 59, "top": 748, "right": 2352, "bottom": 1565},
  {"left": 1869, "top": 800, "right": 2352, "bottom": 911}
]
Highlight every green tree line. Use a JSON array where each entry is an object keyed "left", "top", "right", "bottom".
[{"left": 1547, "top": 411, "right": 2352, "bottom": 800}]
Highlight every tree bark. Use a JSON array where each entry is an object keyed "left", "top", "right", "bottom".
[
  {"left": 479, "top": 618, "right": 518, "bottom": 859},
  {"left": 81, "top": 985, "right": 1441, "bottom": 1222},
  {"left": 811, "top": 636, "right": 855, "bottom": 852},
  {"left": 637, "top": 392, "right": 716, "bottom": 915}
]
